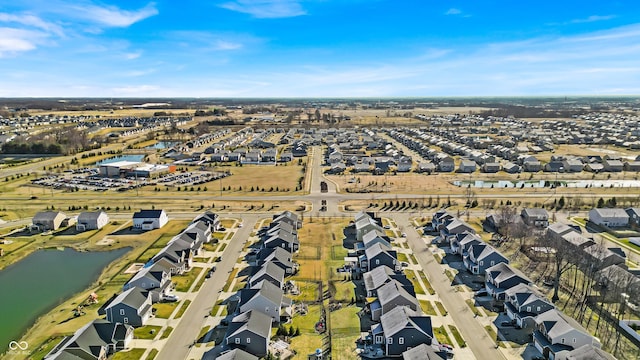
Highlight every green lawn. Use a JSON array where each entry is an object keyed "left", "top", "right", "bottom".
[
  {"left": 448, "top": 325, "right": 466, "bottom": 347},
  {"left": 111, "top": 348, "right": 146, "bottom": 360},
  {"left": 196, "top": 325, "right": 211, "bottom": 343},
  {"left": 160, "top": 326, "right": 173, "bottom": 340},
  {"left": 397, "top": 252, "right": 409, "bottom": 263},
  {"left": 220, "top": 219, "right": 236, "bottom": 228},
  {"left": 173, "top": 266, "right": 203, "bottom": 292},
  {"left": 146, "top": 349, "right": 158, "bottom": 360},
  {"left": 434, "top": 326, "right": 453, "bottom": 346},
  {"left": 153, "top": 302, "right": 179, "bottom": 318},
  {"left": 330, "top": 280, "right": 355, "bottom": 302},
  {"left": 465, "top": 299, "right": 483, "bottom": 317},
  {"left": 193, "top": 268, "right": 209, "bottom": 291},
  {"left": 175, "top": 299, "right": 191, "bottom": 318},
  {"left": 408, "top": 273, "right": 426, "bottom": 295},
  {"left": 134, "top": 325, "right": 162, "bottom": 340},
  {"left": 419, "top": 300, "right": 437, "bottom": 315},
  {"left": 223, "top": 268, "right": 239, "bottom": 292},
  {"left": 435, "top": 301, "right": 448, "bottom": 316},
  {"left": 289, "top": 305, "right": 323, "bottom": 359},
  {"left": 485, "top": 325, "right": 498, "bottom": 343},
  {"left": 27, "top": 336, "right": 64, "bottom": 360},
  {"left": 210, "top": 299, "right": 227, "bottom": 317},
  {"left": 417, "top": 270, "right": 435, "bottom": 295}
]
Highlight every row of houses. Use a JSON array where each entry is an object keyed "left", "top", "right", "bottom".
[
  {"left": 218, "top": 211, "right": 301, "bottom": 359},
  {"left": 349, "top": 211, "right": 445, "bottom": 359},
  {"left": 434, "top": 210, "right": 619, "bottom": 360},
  {"left": 45, "top": 211, "right": 220, "bottom": 359}
]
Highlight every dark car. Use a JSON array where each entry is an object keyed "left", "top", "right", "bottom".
[{"left": 500, "top": 320, "right": 515, "bottom": 327}]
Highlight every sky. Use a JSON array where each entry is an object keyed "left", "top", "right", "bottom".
[{"left": 1, "top": 1, "right": 640, "bottom": 97}]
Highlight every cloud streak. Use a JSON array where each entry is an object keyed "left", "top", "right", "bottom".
[
  {"left": 219, "top": 0, "right": 306, "bottom": 18},
  {"left": 68, "top": 2, "right": 158, "bottom": 28}
]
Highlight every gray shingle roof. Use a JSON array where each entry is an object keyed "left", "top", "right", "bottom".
[
  {"left": 380, "top": 306, "right": 432, "bottom": 338},
  {"left": 227, "top": 310, "right": 272, "bottom": 338}
]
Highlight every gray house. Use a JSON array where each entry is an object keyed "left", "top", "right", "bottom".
[
  {"left": 364, "top": 243, "right": 397, "bottom": 272},
  {"left": 249, "top": 262, "right": 285, "bottom": 289},
  {"left": 32, "top": 211, "right": 67, "bottom": 231},
  {"left": 105, "top": 287, "right": 153, "bottom": 327},
  {"left": 363, "top": 265, "right": 413, "bottom": 297},
  {"left": 402, "top": 343, "right": 444, "bottom": 360},
  {"left": 218, "top": 349, "right": 259, "bottom": 360},
  {"left": 362, "top": 229, "right": 392, "bottom": 250},
  {"left": 123, "top": 262, "right": 172, "bottom": 303},
  {"left": 485, "top": 263, "right": 532, "bottom": 303},
  {"left": 225, "top": 310, "right": 272, "bottom": 357},
  {"left": 76, "top": 210, "right": 109, "bottom": 231},
  {"left": 504, "top": 283, "right": 555, "bottom": 329},
  {"left": 521, "top": 208, "right": 549, "bottom": 228},
  {"left": 255, "top": 247, "right": 297, "bottom": 275},
  {"left": 45, "top": 320, "right": 133, "bottom": 360},
  {"left": 263, "top": 229, "right": 299, "bottom": 253},
  {"left": 463, "top": 243, "right": 509, "bottom": 275},
  {"left": 152, "top": 240, "right": 193, "bottom": 275},
  {"left": 238, "top": 280, "right": 292, "bottom": 323},
  {"left": 370, "top": 280, "right": 419, "bottom": 321},
  {"left": 533, "top": 309, "right": 598, "bottom": 360},
  {"left": 370, "top": 306, "right": 435, "bottom": 357}
]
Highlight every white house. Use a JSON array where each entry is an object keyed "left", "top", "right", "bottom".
[
  {"left": 588, "top": 208, "right": 629, "bottom": 228},
  {"left": 76, "top": 210, "right": 109, "bottom": 231},
  {"left": 133, "top": 209, "right": 168, "bottom": 230}
]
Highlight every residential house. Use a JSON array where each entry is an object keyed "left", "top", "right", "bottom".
[
  {"left": 363, "top": 265, "right": 413, "bottom": 297},
  {"left": 364, "top": 243, "right": 398, "bottom": 271},
  {"left": 546, "top": 223, "right": 594, "bottom": 250},
  {"left": 458, "top": 159, "right": 477, "bottom": 173},
  {"left": 217, "top": 349, "right": 259, "bottom": 360},
  {"left": 464, "top": 243, "right": 509, "bottom": 275},
  {"left": 105, "top": 287, "right": 152, "bottom": 327},
  {"left": 625, "top": 208, "right": 640, "bottom": 225},
  {"left": 485, "top": 263, "right": 532, "bottom": 303},
  {"left": 32, "top": 211, "right": 66, "bottom": 231},
  {"left": 417, "top": 162, "right": 436, "bottom": 174},
  {"left": 248, "top": 262, "right": 285, "bottom": 289},
  {"left": 45, "top": 320, "right": 133, "bottom": 360},
  {"left": 133, "top": 209, "right": 168, "bottom": 230},
  {"left": 192, "top": 211, "right": 221, "bottom": 231},
  {"left": 533, "top": 309, "right": 599, "bottom": 360},
  {"left": 255, "top": 247, "right": 297, "bottom": 275},
  {"left": 76, "top": 210, "right": 109, "bottom": 231},
  {"left": 440, "top": 218, "right": 475, "bottom": 242},
  {"left": 370, "top": 280, "right": 419, "bottom": 321},
  {"left": 123, "top": 262, "right": 172, "bottom": 303},
  {"left": 582, "top": 244, "right": 625, "bottom": 270},
  {"left": 603, "top": 157, "right": 624, "bottom": 172},
  {"left": 362, "top": 229, "right": 392, "bottom": 250},
  {"left": 437, "top": 156, "right": 455, "bottom": 172},
  {"left": 522, "top": 157, "right": 542, "bottom": 172},
  {"left": 588, "top": 208, "right": 629, "bottom": 227},
  {"left": 355, "top": 216, "right": 385, "bottom": 242},
  {"left": 152, "top": 240, "right": 193, "bottom": 274},
  {"left": 595, "top": 265, "right": 640, "bottom": 303},
  {"left": 504, "top": 284, "right": 555, "bottom": 329},
  {"left": 402, "top": 343, "right": 445, "bottom": 360},
  {"left": 263, "top": 229, "right": 299, "bottom": 253},
  {"left": 521, "top": 208, "right": 549, "bottom": 228},
  {"left": 370, "top": 307, "right": 434, "bottom": 357},
  {"left": 565, "top": 344, "right": 617, "bottom": 360},
  {"left": 482, "top": 162, "right": 501, "bottom": 173},
  {"left": 238, "top": 280, "right": 292, "bottom": 323},
  {"left": 272, "top": 211, "right": 301, "bottom": 229},
  {"left": 451, "top": 232, "right": 483, "bottom": 256},
  {"left": 225, "top": 310, "right": 272, "bottom": 357}
]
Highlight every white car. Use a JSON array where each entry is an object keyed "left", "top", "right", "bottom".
[
  {"left": 238, "top": 223, "right": 243, "bottom": 228},
  {"left": 401, "top": 232, "right": 407, "bottom": 238},
  {"left": 162, "top": 294, "right": 179, "bottom": 302}
]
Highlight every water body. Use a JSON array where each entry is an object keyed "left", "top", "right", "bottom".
[
  {"left": 95, "top": 154, "right": 145, "bottom": 165},
  {"left": 0, "top": 247, "right": 129, "bottom": 353},
  {"left": 144, "top": 141, "right": 179, "bottom": 149}
]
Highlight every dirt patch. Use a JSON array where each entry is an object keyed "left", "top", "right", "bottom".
[
  {"left": 124, "top": 262, "right": 145, "bottom": 274},
  {"left": 96, "top": 237, "right": 115, "bottom": 246}
]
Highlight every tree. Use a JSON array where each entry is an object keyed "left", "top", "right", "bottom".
[
  {"left": 597, "top": 197, "right": 605, "bottom": 208},
  {"left": 541, "top": 232, "right": 578, "bottom": 303}
]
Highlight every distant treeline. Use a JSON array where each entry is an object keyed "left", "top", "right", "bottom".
[
  {"left": 205, "top": 119, "right": 236, "bottom": 126},
  {"left": 1, "top": 142, "right": 62, "bottom": 154},
  {"left": 194, "top": 109, "right": 227, "bottom": 116},
  {"left": 474, "top": 105, "right": 590, "bottom": 118}
]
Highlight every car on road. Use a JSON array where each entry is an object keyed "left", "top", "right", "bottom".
[
  {"left": 400, "top": 262, "right": 409, "bottom": 267},
  {"left": 383, "top": 225, "right": 391, "bottom": 229},
  {"left": 238, "top": 223, "right": 243, "bottom": 228},
  {"left": 162, "top": 294, "right": 179, "bottom": 302},
  {"left": 206, "top": 267, "right": 216, "bottom": 278},
  {"left": 216, "top": 256, "right": 222, "bottom": 262},
  {"left": 218, "top": 227, "right": 226, "bottom": 232},
  {"left": 401, "top": 232, "right": 407, "bottom": 237}
]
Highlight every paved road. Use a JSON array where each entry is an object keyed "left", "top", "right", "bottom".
[
  {"left": 392, "top": 213, "right": 507, "bottom": 360},
  {"left": 155, "top": 215, "right": 259, "bottom": 360}
]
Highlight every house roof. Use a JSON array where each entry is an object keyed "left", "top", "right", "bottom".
[
  {"left": 105, "top": 287, "right": 149, "bottom": 313},
  {"left": 363, "top": 265, "right": 395, "bottom": 292},
  {"left": 45, "top": 319, "right": 132, "bottom": 360},
  {"left": 250, "top": 262, "right": 285, "bottom": 284},
  {"left": 565, "top": 344, "right": 616, "bottom": 360},
  {"left": 256, "top": 247, "right": 292, "bottom": 262},
  {"left": 133, "top": 209, "right": 165, "bottom": 219},
  {"left": 127, "top": 262, "right": 169, "bottom": 286},
  {"left": 77, "top": 211, "right": 107, "bottom": 223},
  {"left": 505, "top": 283, "right": 550, "bottom": 308},
  {"left": 377, "top": 280, "right": 418, "bottom": 308},
  {"left": 402, "top": 344, "right": 443, "bottom": 360},
  {"left": 217, "top": 349, "right": 259, "bottom": 360},
  {"left": 522, "top": 208, "right": 548, "bottom": 218},
  {"left": 365, "top": 242, "right": 395, "bottom": 261},
  {"left": 33, "top": 211, "right": 65, "bottom": 222},
  {"left": 590, "top": 208, "right": 629, "bottom": 219},
  {"left": 227, "top": 310, "right": 272, "bottom": 339},
  {"left": 486, "top": 262, "right": 530, "bottom": 285},
  {"left": 380, "top": 306, "right": 432, "bottom": 338},
  {"left": 536, "top": 309, "right": 589, "bottom": 340},
  {"left": 240, "top": 279, "right": 284, "bottom": 306},
  {"left": 362, "top": 229, "right": 390, "bottom": 248}
]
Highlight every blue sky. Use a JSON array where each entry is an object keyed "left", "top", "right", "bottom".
[{"left": 1, "top": 1, "right": 640, "bottom": 97}]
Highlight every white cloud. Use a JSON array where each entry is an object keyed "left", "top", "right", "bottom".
[
  {"left": 124, "top": 51, "right": 142, "bottom": 60},
  {"left": 219, "top": 0, "right": 306, "bottom": 18},
  {"left": 0, "top": 27, "right": 49, "bottom": 56},
  {"left": 445, "top": 8, "right": 461, "bottom": 15},
  {"left": 570, "top": 15, "right": 615, "bottom": 24},
  {"left": 0, "top": 13, "right": 63, "bottom": 36},
  {"left": 69, "top": 2, "right": 158, "bottom": 28}
]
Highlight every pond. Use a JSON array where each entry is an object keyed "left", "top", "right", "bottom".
[
  {"left": 144, "top": 141, "right": 179, "bottom": 149},
  {"left": 95, "top": 154, "right": 145, "bottom": 165},
  {"left": 0, "top": 247, "right": 130, "bottom": 353}
]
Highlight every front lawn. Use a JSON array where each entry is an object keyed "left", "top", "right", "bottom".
[
  {"left": 173, "top": 266, "right": 203, "bottom": 292},
  {"left": 154, "top": 302, "right": 179, "bottom": 319},
  {"left": 111, "top": 348, "right": 146, "bottom": 360},
  {"left": 134, "top": 325, "right": 162, "bottom": 340},
  {"left": 175, "top": 299, "right": 191, "bottom": 318},
  {"left": 160, "top": 326, "right": 173, "bottom": 340}
]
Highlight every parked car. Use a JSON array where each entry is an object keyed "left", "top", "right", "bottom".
[
  {"left": 162, "top": 294, "right": 179, "bottom": 302},
  {"left": 238, "top": 223, "right": 243, "bottom": 228},
  {"left": 401, "top": 232, "right": 407, "bottom": 237},
  {"left": 500, "top": 320, "right": 515, "bottom": 327},
  {"left": 401, "top": 262, "right": 409, "bottom": 267},
  {"left": 474, "top": 289, "right": 488, "bottom": 297},
  {"left": 383, "top": 225, "right": 391, "bottom": 229}
]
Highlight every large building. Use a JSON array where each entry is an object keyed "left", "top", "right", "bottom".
[
  {"left": 133, "top": 210, "right": 169, "bottom": 230},
  {"left": 99, "top": 161, "right": 175, "bottom": 178}
]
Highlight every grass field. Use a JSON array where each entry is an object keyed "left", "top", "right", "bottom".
[
  {"left": 154, "top": 302, "right": 179, "bottom": 318},
  {"left": 174, "top": 300, "right": 191, "bottom": 318},
  {"left": 433, "top": 326, "right": 453, "bottom": 346},
  {"left": 134, "top": 325, "right": 162, "bottom": 340},
  {"left": 173, "top": 266, "right": 203, "bottom": 292},
  {"left": 288, "top": 305, "right": 323, "bottom": 359},
  {"left": 420, "top": 300, "right": 437, "bottom": 315},
  {"left": 160, "top": 326, "right": 173, "bottom": 340},
  {"left": 111, "top": 348, "right": 146, "bottom": 360},
  {"left": 330, "top": 306, "right": 361, "bottom": 358}
]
